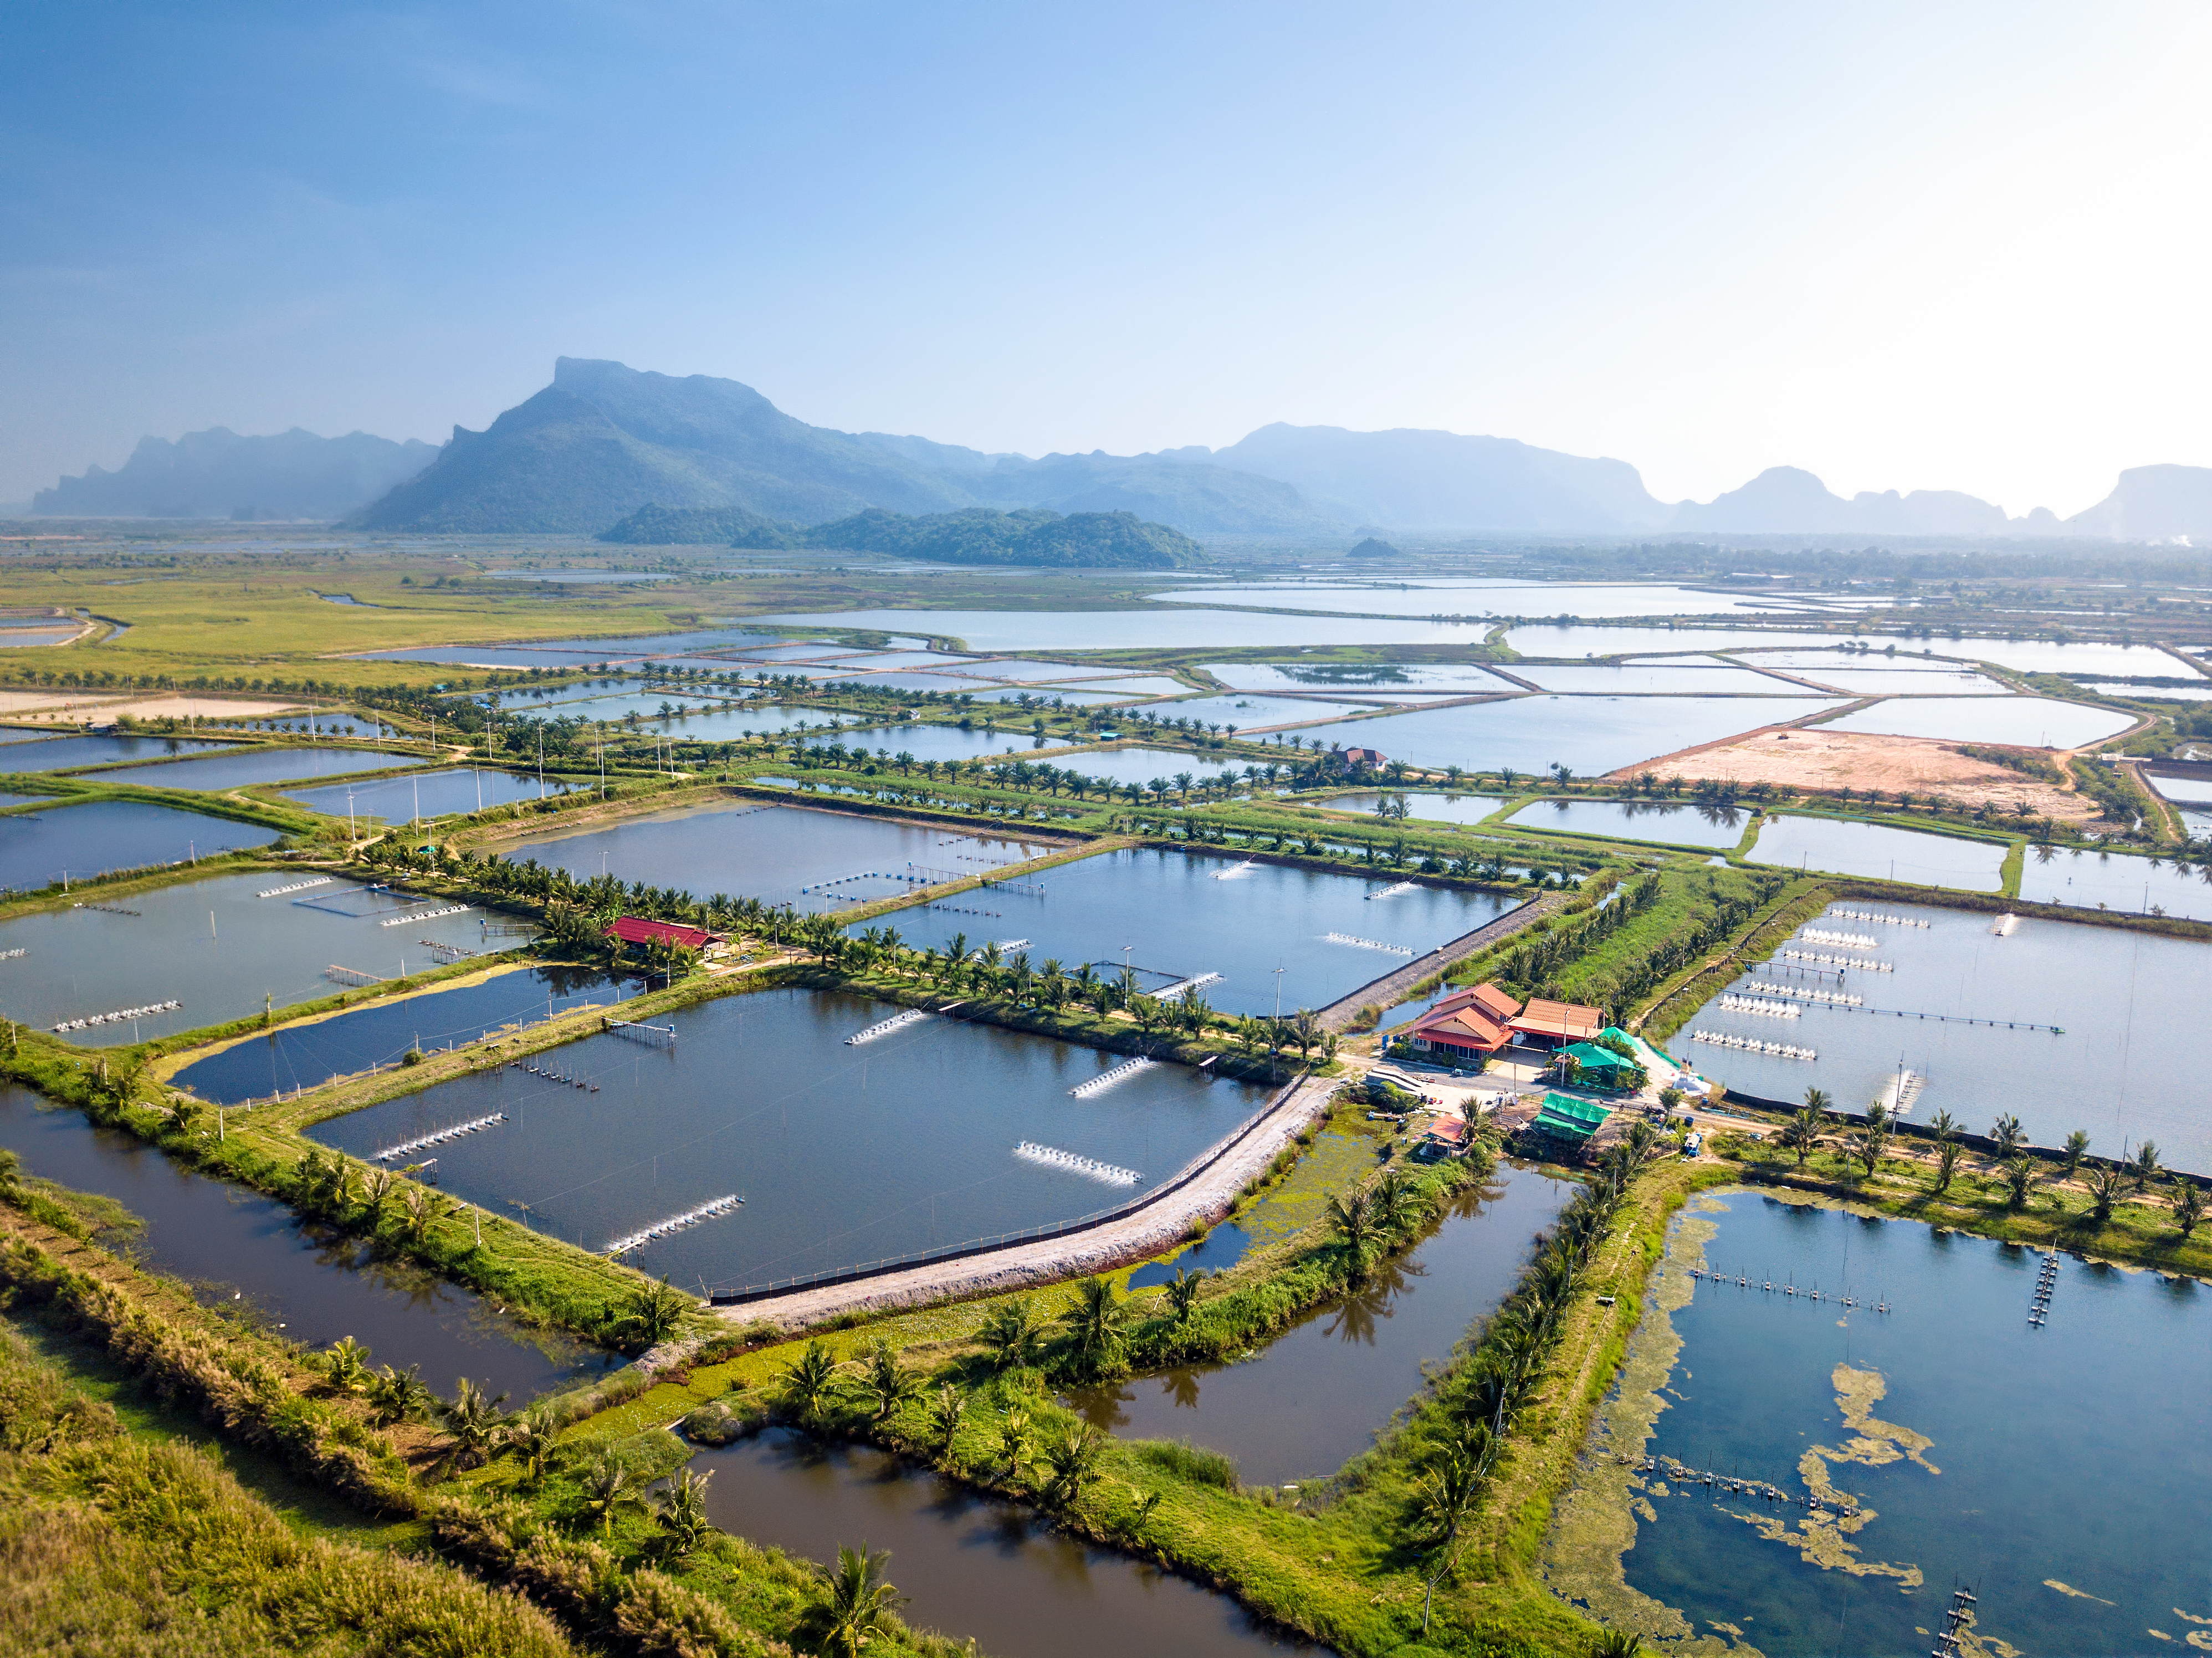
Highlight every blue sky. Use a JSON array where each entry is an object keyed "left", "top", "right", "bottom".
[{"left": 3, "top": 1, "right": 2206, "bottom": 514}]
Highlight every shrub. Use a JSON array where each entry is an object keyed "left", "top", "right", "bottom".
[{"left": 1133, "top": 1436, "right": 1238, "bottom": 1489}]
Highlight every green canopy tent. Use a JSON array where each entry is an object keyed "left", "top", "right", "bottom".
[{"left": 1532, "top": 1092, "right": 1613, "bottom": 1145}]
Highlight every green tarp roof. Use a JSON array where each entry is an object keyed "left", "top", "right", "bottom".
[
  {"left": 1559, "top": 1041, "right": 1636, "bottom": 1072},
  {"left": 1534, "top": 1092, "right": 1614, "bottom": 1140}
]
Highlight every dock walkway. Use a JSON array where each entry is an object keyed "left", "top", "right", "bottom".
[{"left": 1317, "top": 888, "right": 1574, "bottom": 1032}]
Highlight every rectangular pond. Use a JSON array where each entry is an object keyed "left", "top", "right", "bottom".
[
  {"left": 1278, "top": 695, "right": 1845, "bottom": 779},
  {"left": 1769, "top": 666, "right": 2008, "bottom": 697},
  {"left": 0, "top": 799, "right": 281, "bottom": 893},
  {"left": 1143, "top": 692, "right": 1379, "bottom": 729},
  {"left": 284, "top": 766, "right": 566, "bottom": 821},
  {"left": 1503, "top": 625, "right": 1840, "bottom": 658},
  {"left": 1155, "top": 580, "right": 1785, "bottom": 619},
  {"left": 1313, "top": 790, "right": 1508, "bottom": 827},
  {"left": 1551, "top": 1191, "right": 2210, "bottom": 1657},
  {"left": 0, "top": 1085, "right": 613, "bottom": 1402},
  {"left": 491, "top": 800, "right": 1058, "bottom": 912},
  {"left": 1510, "top": 663, "right": 1817, "bottom": 696},
  {"left": 0, "top": 870, "right": 494, "bottom": 1045},
  {"left": 1202, "top": 661, "right": 1513, "bottom": 695},
  {"left": 1814, "top": 696, "right": 2134, "bottom": 748},
  {"left": 762, "top": 607, "right": 1510, "bottom": 652},
  {"left": 0, "top": 734, "right": 233, "bottom": 772},
  {"left": 1509, "top": 797, "right": 1751, "bottom": 849},
  {"left": 75, "top": 743, "right": 412, "bottom": 790},
  {"left": 1747, "top": 815, "right": 2006, "bottom": 889},
  {"left": 1674, "top": 900, "right": 2212, "bottom": 1169},
  {"left": 873, "top": 845, "right": 1520, "bottom": 1017},
  {"left": 174, "top": 962, "right": 639, "bottom": 1104},
  {"left": 309, "top": 985, "right": 1269, "bottom": 1287},
  {"left": 2015, "top": 843, "right": 2212, "bottom": 921},
  {"left": 359, "top": 627, "right": 788, "bottom": 666},
  {"left": 1041, "top": 746, "right": 1256, "bottom": 790}
]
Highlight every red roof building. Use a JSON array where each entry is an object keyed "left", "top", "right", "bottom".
[
  {"left": 1340, "top": 746, "right": 1389, "bottom": 767},
  {"left": 606, "top": 916, "right": 716, "bottom": 951},
  {"left": 1508, "top": 997, "right": 1604, "bottom": 1049},
  {"left": 1403, "top": 982, "right": 1523, "bottom": 1061}
]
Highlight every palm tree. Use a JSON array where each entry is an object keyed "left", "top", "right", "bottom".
[
  {"left": 1990, "top": 1114, "right": 2027, "bottom": 1160},
  {"left": 360, "top": 1166, "right": 398, "bottom": 1226},
  {"left": 924, "top": 1384, "right": 968, "bottom": 1457},
  {"left": 2169, "top": 1179, "right": 2205, "bottom": 1239},
  {"left": 2086, "top": 1164, "right": 2127, "bottom": 1224},
  {"left": 439, "top": 1376, "right": 510, "bottom": 1467},
  {"left": 1327, "top": 1188, "right": 1378, "bottom": 1278},
  {"left": 1373, "top": 1168, "right": 1423, "bottom": 1234},
  {"left": 795, "top": 1545, "right": 907, "bottom": 1658},
  {"left": 857, "top": 1340, "right": 920, "bottom": 1422},
  {"left": 2129, "top": 1140, "right": 2163, "bottom": 1191},
  {"left": 1803, "top": 1087, "right": 1833, "bottom": 1114},
  {"left": 2061, "top": 1131, "right": 2091, "bottom": 1180},
  {"left": 2000, "top": 1157, "right": 2041, "bottom": 1211},
  {"left": 1413, "top": 1430, "right": 1489, "bottom": 1634},
  {"left": 1852, "top": 1126, "right": 1888, "bottom": 1179},
  {"left": 1933, "top": 1140, "right": 1962, "bottom": 1195},
  {"left": 581, "top": 1450, "right": 644, "bottom": 1538},
  {"left": 625, "top": 1276, "right": 692, "bottom": 1347},
  {"left": 996, "top": 1409, "right": 1034, "bottom": 1480},
  {"left": 1061, "top": 1276, "right": 1130, "bottom": 1374},
  {"left": 1588, "top": 1631, "right": 1648, "bottom": 1658},
  {"left": 1927, "top": 1109, "right": 1959, "bottom": 1143},
  {"left": 401, "top": 1185, "right": 448, "bottom": 1245},
  {"left": 320, "top": 1335, "right": 371, "bottom": 1394},
  {"left": 779, "top": 1340, "right": 844, "bottom": 1426},
  {"left": 505, "top": 1405, "right": 562, "bottom": 1485},
  {"left": 1164, "top": 1265, "right": 1207, "bottom": 1327},
  {"left": 366, "top": 1363, "right": 432, "bottom": 1426},
  {"left": 1778, "top": 1107, "right": 1824, "bottom": 1169},
  {"left": 978, "top": 1297, "right": 1046, "bottom": 1371},
  {"left": 1042, "top": 1423, "right": 1106, "bottom": 1508},
  {"left": 656, "top": 1467, "right": 714, "bottom": 1558}
]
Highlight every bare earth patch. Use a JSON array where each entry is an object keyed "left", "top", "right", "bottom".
[
  {"left": 1610, "top": 726, "right": 2092, "bottom": 823},
  {"left": 103, "top": 695, "right": 309, "bottom": 721},
  {"left": 0, "top": 689, "right": 125, "bottom": 719}
]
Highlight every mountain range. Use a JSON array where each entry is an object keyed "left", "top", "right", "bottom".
[{"left": 28, "top": 356, "right": 2212, "bottom": 543}]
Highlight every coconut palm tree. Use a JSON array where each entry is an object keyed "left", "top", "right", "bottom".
[
  {"left": 624, "top": 1276, "right": 692, "bottom": 1347},
  {"left": 1990, "top": 1113, "right": 2027, "bottom": 1160},
  {"left": 2061, "top": 1131, "right": 2091, "bottom": 1180},
  {"left": 581, "top": 1450, "right": 644, "bottom": 1538},
  {"left": 439, "top": 1376, "right": 510, "bottom": 1467},
  {"left": 1373, "top": 1169, "right": 1423, "bottom": 1234},
  {"left": 1933, "top": 1140, "right": 1962, "bottom": 1195},
  {"left": 401, "top": 1185, "right": 449, "bottom": 1245},
  {"left": 1927, "top": 1109, "right": 1959, "bottom": 1143},
  {"left": 925, "top": 1384, "right": 968, "bottom": 1456},
  {"left": 2000, "top": 1157, "right": 2041, "bottom": 1211},
  {"left": 1061, "top": 1276, "right": 1130, "bottom": 1374},
  {"left": 1164, "top": 1265, "right": 1207, "bottom": 1328},
  {"left": 505, "top": 1405, "right": 562, "bottom": 1486},
  {"left": 2129, "top": 1140, "right": 2163, "bottom": 1191},
  {"left": 1803, "top": 1087, "right": 1834, "bottom": 1114},
  {"left": 366, "top": 1363, "right": 432, "bottom": 1426},
  {"left": 1413, "top": 1434, "right": 1487, "bottom": 1634},
  {"left": 779, "top": 1340, "right": 843, "bottom": 1427},
  {"left": 978, "top": 1297, "right": 1046, "bottom": 1372},
  {"left": 320, "top": 1335, "right": 371, "bottom": 1394},
  {"left": 996, "top": 1409, "right": 1034, "bottom": 1480},
  {"left": 1588, "top": 1630, "right": 1648, "bottom": 1657},
  {"left": 656, "top": 1467, "right": 714, "bottom": 1558},
  {"left": 2086, "top": 1164, "right": 2127, "bottom": 1224},
  {"left": 1328, "top": 1188, "right": 1379, "bottom": 1278},
  {"left": 2169, "top": 1179, "right": 2205, "bottom": 1240},
  {"left": 857, "top": 1341, "right": 920, "bottom": 1423},
  {"left": 794, "top": 1545, "right": 907, "bottom": 1658},
  {"left": 1042, "top": 1423, "right": 1106, "bottom": 1508},
  {"left": 1778, "top": 1107, "right": 1824, "bottom": 1169}
]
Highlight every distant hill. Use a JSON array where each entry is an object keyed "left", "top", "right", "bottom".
[
  {"left": 961, "top": 451, "right": 1337, "bottom": 536},
  {"left": 2062, "top": 465, "right": 2212, "bottom": 541},
  {"left": 800, "top": 507, "right": 1201, "bottom": 567},
  {"left": 596, "top": 503, "right": 796, "bottom": 546},
  {"left": 354, "top": 359, "right": 975, "bottom": 533},
  {"left": 34, "top": 427, "right": 434, "bottom": 519},
  {"left": 1667, "top": 466, "right": 2012, "bottom": 536},
  {"left": 1348, "top": 536, "right": 1400, "bottom": 558}
]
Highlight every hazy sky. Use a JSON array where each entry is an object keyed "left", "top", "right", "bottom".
[{"left": 4, "top": 2, "right": 2206, "bottom": 514}]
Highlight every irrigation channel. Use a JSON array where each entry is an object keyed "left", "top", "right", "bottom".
[
  {"left": 1677, "top": 900, "right": 2212, "bottom": 1174},
  {"left": 1543, "top": 1189, "right": 2211, "bottom": 1656},
  {"left": 0, "top": 1084, "right": 613, "bottom": 1399},
  {"left": 309, "top": 986, "right": 1270, "bottom": 1285}
]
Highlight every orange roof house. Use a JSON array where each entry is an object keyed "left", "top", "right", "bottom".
[
  {"left": 1340, "top": 746, "right": 1388, "bottom": 767},
  {"left": 1404, "top": 982, "right": 1523, "bottom": 1061},
  {"left": 607, "top": 916, "right": 716, "bottom": 951},
  {"left": 1508, "top": 997, "right": 1603, "bottom": 1048}
]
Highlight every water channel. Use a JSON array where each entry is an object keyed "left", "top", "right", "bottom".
[
  {"left": 1510, "top": 798, "right": 1749, "bottom": 850},
  {"left": 0, "top": 797, "right": 281, "bottom": 891},
  {"left": 74, "top": 743, "right": 409, "bottom": 790},
  {"left": 1815, "top": 696, "right": 2134, "bottom": 749},
  {"left": 2015, "top": 843, "right": 2212, "bottom": 922},
  {"left": 1315, "top": 790, "right": 1508, "bottom": 827},
  {"left": 285, "top": 765, "right": 564, "bottom": 821},
  {"left": 1745, "top": 815, "right": 2007, "bottom": 890},
  {"left": 0, "top": 733, "right": 232, "bottom": 772},
  {"left": 0, "top": 1083, "right": 613, "bottom": 1400},
  {"left": 1547, "top": 1190, "right": 2210, "bottom": 1656}
]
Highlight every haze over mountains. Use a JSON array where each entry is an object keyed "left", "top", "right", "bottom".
[{"left": 27, "top": 357, "right": 2212, "bottom": 543}]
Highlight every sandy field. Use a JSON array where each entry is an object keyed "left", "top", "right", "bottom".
[
  {"left": 1610, "top": 725, "right": 2092, "bottom": 822},
  {"left": 0, "top": 690, "right": 307, "bottom": 724},
  {"left": 0, "top": 689, "right": 124, "bottom": 719},
  {"left": 100, "top": 695, "right": 309, "bottom": 721}
]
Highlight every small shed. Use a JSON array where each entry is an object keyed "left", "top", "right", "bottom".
[
  {"left": 1556, "top": 1041, "right": 1640, "bottom": 1093},
  {"left": 1532, "top": 1092, "right": 1614, "bottom": 1145}
]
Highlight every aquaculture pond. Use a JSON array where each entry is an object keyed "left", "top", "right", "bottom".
[
  {"left": 0, "top": 733, "right": 232, "bottom": 772},
  {"left": 174, "top": 963, "right": 637, "bottom": 1105},
  {"left": 361, "top": 626, "right": 788, "bottom": 666},
  {"left": 1509, "top": 663, "right": 1810, "bottom": 697},
  {"left": 1047, "top": 746, "right": 1261, "bottom": 789},
  {"left": 1071, "top": 1160, "right": 1573, "bottom": 1486},
  {"left": 1158, "top": 580, "right": 1784, "bottom": 620},
  {"left": 1510, "top": 798, "right": 1750, "bottom": 850},
  {"left": 830, "top": 723, "right": 1063, "bottom": 763},
  {"left": 696, "top": 1431, "right": 1309, "bottom": 1658},
  {"left": 1547, "top": 1191, "right": 2210, "bottom": 1656},
  {"left": 309, "top": 986, "right": 1269, "bottom": 1289},
  {"left": 2014, "top": 843, "right": 2212, "bottom": 921},
  {"left": 0, "top": 1085, "right": 612, "bottom": 1400},
  {"left": 1197, "top": 661, "right": 1514, "bottom": 694},
  {"left": 284, "top": 766, "right": 564, "bottom": 821},
  {"left": 1145, "top": 692, "right": 1380, "bottom": 729},
  {"left": 506, "top": 690, "right": 736, "bottom": 724},
  {"left": 763, "top": 607, "right": 1520, "bottom": 653},
  {"left": 1501, "top": 625, "right": 1834, "bottom": 659},
  {"left": 0, "top": 799, "right": 281, "bottom": 892},
  {"left": 494, "top": 801, "right": 1057, "bottom": 912},
  {"left": 73, "top": 743, "right": 410, "bottom": 790},
  {"left": 1814, "top": 696, "right": 2134, "bottom": 749},
  {"left": 0, "top": 870, "right": 491, "bottom": 1044},
  {"left": 876, "top": 845, "right": 1518, "bottom": 1017},
  {"left": 1278, "top": 696, "right": 1842, "bottom": 780},
  {"left": 1746, "top": 816, "right": 2006, "bottom": 890},
  {"left": 1315, "top": 790, "right": 1507, "bottom": 827},
  {"left": 1675, "top": 901, "right": 2212, "bottom": 1171},
  {"left": 1764, "top": 667, "right": 2005, "bottom": 698}
]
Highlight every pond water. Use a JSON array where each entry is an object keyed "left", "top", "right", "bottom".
[
  {"left": 1198, "top": 661, "right": 1514, "bottom": 694},
  {"left": 0, "top": 871, "right": 492, "bottom": 1044},
  {"left": 1313, "top": 791, "right": 1508, "bottom": 827},
  {"left": 173, "top": 963, "right": 638, "bottom": 1105},
  {"left": 1722, "top": 648, "right": 1982, "bottom": 674},
  {"left": 284, "top": 766, "right": 563, "bottom": 821},
  {"left": 1579, "top": 1192, "right": 2209, "bottom": 1657},
  {"left": 1031, "top": 676, "right": 1195, "bottom": 700},
  {"left": 2075, "top": 679, "right": 2212, "bottom": 700},
  {"left": 1510, "top": 663, "right": 1814, "bottom": 697},
  {"left": 0, "top": 1084, "right": 613, "bottom": 1401},
  {"left": 1510, "top": 799, "right": 1750, "bottom": 850},
  {"left": 1278, "top": 697, "right": 1844, "bottom": 779},
  {"left": 309, "top": 986, "right": 1268, "bottom": 1288},
  {"left": 954, "top": 658, "right": 1114, "bottom": 682},
  {"left": 1814, "top": 697, "right": 2134, "bottom": 749},
  {"left": 1768, "top": 667, "right": 2008, "bottom": 698},
  {"left": 1157, "top": 581, "right": 1785, "bottom": 620},
  {"left": 510, "top": 691, "right": 734, "bottom": 724},
  {"left": 494, "top": 801, "right": 1054, "bottom": 912},
  {"left": 361, "top": 627, "right": 787, "bottom": 666},
  {"left": 696, "top": 1429, "right": 1308, "bottom": 1658},
  {"left": 0, "top": 734, "right": 233, "bottom": 772},
  {"left": 831, "top": 724, "right": 1059, "bottom": 763},
  {"left": 1144, "top": 693, "right": 1378, "bottom": 730},
  {"left": 763, "top": 608, "right": 1507, "bottom": 652},
  {"left": 819, "top": 671, "right": 1002, "bottom": 693},
  {"left": 877, "top": 846, "right": 1517, "bottom": 1017},
  {"left": 962, "top": 684, "right": 1133, "bottom": 707},
  {"left": 1503, "top": 626, "right": 1838, "bottom": 659},
  {"left": 1038, "top": 746, "right": 1247, "bottom": 789},
  {"left": 2015, "top": 843, "right": 2212, "bottom": 921},
  {"left": 0, "top": 799, "right": 281, "bottom": 892},
  {"left": 1071, "top": 1161, "right": 1573, "bottom": 1486},
  {"left": 1924, "top": 638, "right": 2205, "bottom": 679},
  {"left": 1745, "top": 816, "right": 2006, "bottom": 889},
  {"left": 75, "top": 743, "right": 411, "bottom": 790},
  {"left": 1675, "top": 900, "right": 2212, "bottom": 1169},
  {"left": 0, "top": 627, "right": 81, "bottom": 646},
  {"left": 2144, "top": 771, "right": 2212, "bottom": 805}
]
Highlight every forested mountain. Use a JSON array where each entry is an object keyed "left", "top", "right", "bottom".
[
  {"left": 33, "top": 426, "right": 434, "bottom": 519},
  {"left": 594, "top": 502, "right": 1202, "bottom": 567}
]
